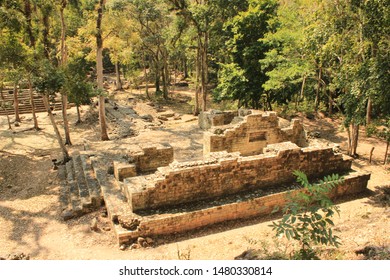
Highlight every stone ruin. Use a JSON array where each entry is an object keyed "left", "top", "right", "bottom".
[
  {"left": 59, "top": 110, "right": 370, "bottom": 245},
  {"left": 200, "top": 110, "right": 307, "bottom": 156}
]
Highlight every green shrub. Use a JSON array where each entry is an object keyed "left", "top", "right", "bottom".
[{"left": 271, "top": 171, "right": 344, "bottom": 259}]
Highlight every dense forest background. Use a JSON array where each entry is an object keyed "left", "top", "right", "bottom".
[{"left": 0, "top": 0, "right": 389, "bottom": 157}]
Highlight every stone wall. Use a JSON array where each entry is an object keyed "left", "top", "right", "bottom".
[
  {"left": 198, "top": 110, "right": 239, "bottom": 130},
  {"left": 113, "top": 143, "right": 173, "bottom": 181},
  {"left": 117, "top": 172, "right": 370, "bottom": 243},
  {"left": 126, "top": 142, "right": 352, "bottom": 211},
  {"left": 203, "top": 111, "right": 307, "bottom": 156}
]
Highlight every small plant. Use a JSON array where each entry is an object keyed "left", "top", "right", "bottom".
[
  {"left": 271, "top": 170, "right": 344, "bottom": 259},
  {"left": 177, "top": 245, "right": 191, "bottom": 260}
]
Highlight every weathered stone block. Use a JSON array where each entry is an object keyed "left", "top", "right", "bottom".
[{"left": 113, "top": 161, "right": 137, "bottom": 181}]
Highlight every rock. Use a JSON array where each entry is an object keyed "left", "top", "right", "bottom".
[
  {"left": 61, "top": 209, "right": 74, "bottom": 221},
  {"left": 146, "top": 237, "right": 154, "bottom": 246},
  {"left": 14, "top": 122, "right": 20, "bottom": 127},
  {"left": 119, "top": 218, "right": 140, "bottom": 230},
  {"left": 90, "top": 217, "right": 98, "bottom": 231},
  {"left": 100, "top": 211, "right": 108, "bottom": 218},
  {"left": 214, "top": 128, "right": 225, "bottom": 135},
  {"left": 234, "top": 249, "right": 261, "bottom": 260},
  {"left": 140, "top": 114, "right": 154, "bottom": 122},
  {"left": 130, "top": 243, "right": 140, "bottom": 250},
  {"left": 158, "top": 116, "right": 168, "bottom": 121},
  {"left": 160, "top": 113, "right": 175, "bottom": 118},
  {"left": 156, "top": 107, "right": 166, "bottom": 113},
  {"left": 137, "top": 237, "right": 148, "bottom": 247},
  {"left": 119, "top": 244, "right": 127, "bottom": 251},
  {"left": 103, "top": 226, "right": 111, "bottom": 232},
  {"left": 7, "top": 253, "right": 30, "bottom": 260},
  {"left": 6, "top": 185, "right": 13, "bottom": 189},
  {"left": 174, "top": 82, "right": 189, "bottom": 87}
]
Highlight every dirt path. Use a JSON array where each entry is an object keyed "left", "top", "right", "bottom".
[{"left": 0, "top": 91, "right": 389, "bottom": 260}]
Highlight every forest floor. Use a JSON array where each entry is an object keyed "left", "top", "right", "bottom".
[{"left": 0, "top": 86, "right": 389, "bottom": 260}]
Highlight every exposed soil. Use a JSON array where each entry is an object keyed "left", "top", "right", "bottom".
[{"left": 0, "top": 87, "right": 389, "bottom": 260}]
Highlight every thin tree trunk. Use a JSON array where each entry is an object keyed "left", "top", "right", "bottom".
[
  {"left": 96, "top": 0, "right": 109, "bottom": 141},
  {"left": 115, "top": 61, "right": 123, "bottom": 90},
  {"left": 351, "top": 123, "right": 359, "bottom": 156},
  {"left": 24, "top": 0, "right": 35, "bottom": 48},
  {"left": 328, "top": 90, "right": 333, "bottom": 116},
  {"left": 201, "top": 31, "right": 208, "bottom": 112},
  {"left": 155, "top": 60, "right": 160, "bottom": 93},
  {"left": 346, "top": 125, "right": 352, "bottom": 156},
  {"left": 76, "top": 104, "right": 81, "bottom": 124},
  {"left": 384, "top": 141, "right": 389, "bottom": 165},
  {"left": 6, "top": 114, "right": 12, "bottom": 129},
  {"left": 60, "top": 2, "right": 72, "bottom": 145},
  {"left": 194, "top": 42, "right": 201, "bottom": 116},
  {"left": 300, "top": 75, "right": 306, "bottom": 101},
  {"left": 142, "top": 52, "right": 149, "bottom": 99},
  {"left": 28, "top": 74, "right": 39, "bottom": 130},
  {"left": 42, "top": 10, "right": 50, "bottom": 59},
  {"left": 61, "top": 94, "right": 72, "bottom": 145},
  {"left": 13, "top": 83, "right": 21, "bottom": 122},
  {"left": 43, "top": 94, "right": 70, "bottom": 161},
  {"left": 0, "top": 85, "right": 12, "bottom": 129},
  {"left": 366, "top": 97, "right": 372, "bottom": 125},
  {"left": 183, "top": 58, "right": 188, "bottom": 79},
  {"left": 164, "top": 52, "right": 170, "bottom": 98},
  {"left": 315, "top": 68, "right": 322, "bottom": 112}
]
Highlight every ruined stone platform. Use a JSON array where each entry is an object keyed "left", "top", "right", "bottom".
[{"left": 57, "top": 111, "right": 371, "bottom": 245}]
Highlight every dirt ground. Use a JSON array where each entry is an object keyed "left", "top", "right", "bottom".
[{"left": 0, "top": 88, "right": 389, "bottom": 260}]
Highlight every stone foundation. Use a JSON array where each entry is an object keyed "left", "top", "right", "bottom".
[
  {"left": 116, "top": 172, "right": 370, "bottom": 243},
  {"left": 126, "top": 142, "right": 351, "bottom": 211}
]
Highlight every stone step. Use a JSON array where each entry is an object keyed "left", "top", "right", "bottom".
[
  {"left": 79, "top": 152, "right": 103, "bottom": 208},
  {"left": 58, "top": 164, "right": 70, "bottom": 213},
  {"left": 92, "top": 155, "right": 135, "bottom": 244},
  {"left": 59, "top": 152, "right": 103, "bottom": 220},
  {"left": 64, "top": 160, "right": 83, "bottom": 219},
  {"left": 72, "top": 153, "right": 93, "bottom": 209}
]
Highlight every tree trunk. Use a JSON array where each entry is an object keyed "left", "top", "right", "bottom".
[
  {"left": 315, "top": 68, "right": 322, "bottom": 112},
  {"left": 96, "top": 0, "right": 109, "bottom": 141},
  {"left": 155, "top": 60, "right": 161, "bottom": 93},
  {"left": 142, "top": 52, "right": 150, "bottom": 99},
  {"left": 28, "top": 74, "right": 39, "bottom": 130},
  {"left": 183, "top": 58, "right": 188, "bottom": 79},
  {"left": 43, "top": 94, "right": 70, "bottom": 162},
  {"left": 384, "top": 141, "right": 389, "bottom": 165},
  {"left": 76, "top": 104, "right": 81, "bottom": 124},
  {"left": 61, "top": 94, "right": 72, "bottom": 145},
  {"left": 328, "top": 90, "right": 333, "bottom": 116},
  {"left": 42, "top": 10, "right": 51, "bottom": 59},
  {"left": 60, "top": 2, "right": 72, "bottom": 145},
  {"left": 115, "top": 61, "right": 123, "bottom": 91},
  {"left": 13, "top": 83, "right": 21, "bottom": 123},
  {"left": 266, "top": 92, "right": 273, "bottom": 111},
  {"left": 0, "top": 85, "right": 12, "bottom": 129},
  {"left": 349, "top": 123, "right": 359, "bottom": 156},
  {"left": 366, "top": 96, "right": 372, "bottom": 125},
  {"left": 24, "top": 0, "right": 35, "bottom": 48},
  {"left": 194, "top": 42, "right": 201, "bottom": 116},
  {"left": 162, "top": 49, "right": 169, "bottom": 100},
  {"left": 201, "top": 30, "right": 208, "bottom": 112}
]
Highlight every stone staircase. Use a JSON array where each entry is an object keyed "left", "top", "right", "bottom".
[
  {"left": 0, "top": 90, "right": 71, "bottom": 116},
  {"left": 58, "top": 151, "right": 103, "bottom": 220}
]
